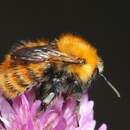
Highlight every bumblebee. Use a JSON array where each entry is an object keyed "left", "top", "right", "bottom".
[{"left": 0, "top": 34, "right": 120, "bottom": 103}]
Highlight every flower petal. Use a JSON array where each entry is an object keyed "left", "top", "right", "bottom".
[
  {"left": 98, "top": 124, "right": 107, "bottom": 130},
  {"left": 0, "top": 91, "right": 107, "bottom": 130},
  {"left": 31, "top": 100, "right": 41, "bottom": 116},
  {"left": 63, "top": 97, "right": 78, "bottom": 129}
]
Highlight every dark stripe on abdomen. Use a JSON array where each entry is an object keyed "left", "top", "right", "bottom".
[
  {"left": 13, "top": 71, "right": 29, "bottom": 87},
  {"left": 12, "top": 62, "right": 31, "bottom": 88},
  {"left": 4, "top": 73, "right": 20, "bottom": 97},
  {"left": 26, "top": 66, "right": 39, "bottom": 81}
]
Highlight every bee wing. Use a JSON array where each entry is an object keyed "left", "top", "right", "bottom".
[{"left": 11, "top": 46, "right": 84, "bottom": 64}]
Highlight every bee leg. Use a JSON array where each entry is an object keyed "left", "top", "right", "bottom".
[{"left": 42, "top": 92, "right": 55, "bottom": 105}]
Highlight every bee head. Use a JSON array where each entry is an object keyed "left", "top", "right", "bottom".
[{"left": 56, "top": 34, "right": 120, "bottom": 98}]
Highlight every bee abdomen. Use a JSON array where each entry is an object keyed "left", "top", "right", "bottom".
[
  {"left": 26, "top": 66, "right": 40, "bottom": 81},
  {"left": 26, "top": 62, "right": 46, "bottom": 80},
  {"left": 4, "top": 70, "right": 27, "bottom": 98},
  {"left": 13, "top": 70, "right": 30, "bottom": 87}
]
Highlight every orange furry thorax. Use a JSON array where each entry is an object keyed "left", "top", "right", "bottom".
[{"left": 57, "top": 34, "right": 101, "bottom": 82}]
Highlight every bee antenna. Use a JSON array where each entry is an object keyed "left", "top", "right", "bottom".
[{"left": 100, "top": 73, "right": 121, "bottom": 98}]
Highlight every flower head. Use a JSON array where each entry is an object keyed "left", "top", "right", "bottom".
[{"left": 0, "top": 91, "right": 107, "bottom": 130}]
